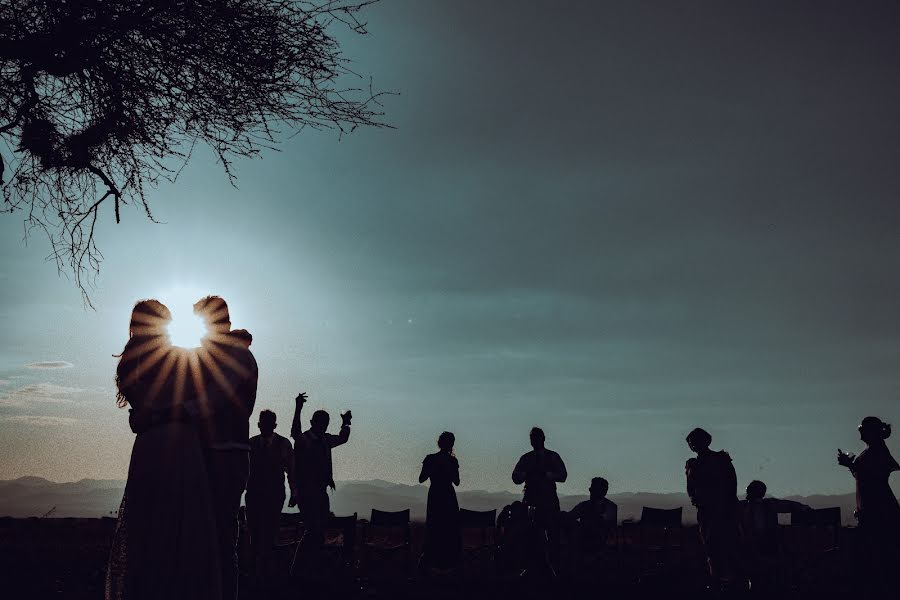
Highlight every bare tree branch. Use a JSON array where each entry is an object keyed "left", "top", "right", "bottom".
[{"left": 0, "top": 0, "right": 390, "bottom": 306}]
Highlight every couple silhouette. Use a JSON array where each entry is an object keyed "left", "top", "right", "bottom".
[{"left": 106, "top": 296, "right": 258, "bottom": 600}]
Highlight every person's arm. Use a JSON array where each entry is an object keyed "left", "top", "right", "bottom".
[
  {"left": 771, "top": 498, "right": 810, "bottom": 513},
  {"left": 290, "top": 392, "right": 307, "bottom": 440},
  {"left": 512, "top": 455, "right": 527, "bottom": 485},
  {"left": 283, "top": 438, "right": 298, "bottom": 501},
  {"left": 328, "top": 410, "right": 352, "bottom": 448},
  {"left": 418, "top": 456, "right": 430, "bottom": 484},
  {"left": 569, "top": 501, "right": 586, "bottom": 522},
  {"left": 685, "top": 459, "right": 698, "bottom": 505},
  {"left": 452, "top": 457, "right": 460, "bottom": 486},
  {"left": 549, "top": 453, "right": 567, "bottom": 483}
]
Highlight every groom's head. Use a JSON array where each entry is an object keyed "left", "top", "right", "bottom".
[
  {"left": 193, "top": 295, "right": 231, "bottom": 334},
  {"left": 311, "top": 409, "right": 330, "bottom": 434}
]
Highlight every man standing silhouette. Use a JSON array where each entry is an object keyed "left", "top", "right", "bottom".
[
  {"left": 512, "top": 427, "right": 567, "bottom": 575},
  {"left": 246, "top": 409, "right": 296, "bottom": 577},
  {"left": 685, "top": 427, "right": 740, "bottom": 590},
  {"left": 193, "top": 296, "right": 258, "bottom": 600},
  {"left": 289, "top": 391, "right": 352, "bottom": 571}
]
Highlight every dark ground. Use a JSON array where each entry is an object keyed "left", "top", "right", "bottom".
[{"left": 0, "top": 516, "right": 868, "bottom": 599}]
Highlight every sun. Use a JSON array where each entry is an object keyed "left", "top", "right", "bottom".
[{"left": 167, "top": 310, "right": 208, "bottom": 349}]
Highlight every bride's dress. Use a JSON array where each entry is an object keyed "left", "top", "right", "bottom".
[{"left": 106, "top": 339, "right": 221, "bottom": 600}]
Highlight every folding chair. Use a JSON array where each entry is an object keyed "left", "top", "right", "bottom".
[
  {"left": 323, "top": 513, "right": 358, "bottom": 571},
  {"left": 786, "top": 507, "right": 843, "bottom": 591},
  {"left": 362, "top": 509, "right": 412, "bottom": 576},
  {"left": 459, "top": 508, "right": 497, "bottom": 572},
  {"left": 626, "top": 507, "right": 683, "bottom": 581}
]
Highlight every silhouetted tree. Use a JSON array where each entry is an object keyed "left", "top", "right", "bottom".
[{"left": 0, "top": 0, "right": 387, "bottom": 304}]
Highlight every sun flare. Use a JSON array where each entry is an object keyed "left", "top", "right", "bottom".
[{"left": 167, "top": 311, "right": 208, "bottom": 349}]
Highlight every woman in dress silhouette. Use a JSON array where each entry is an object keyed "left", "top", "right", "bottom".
[
  {"left": 838, "top": 416, "right": 900, "bottom": 592},
  {"left": 106, "top": 300, "right": 221, "bottom": 600},
  {"left": 419, "top": 431, "right": 462, "bottom": 571}
]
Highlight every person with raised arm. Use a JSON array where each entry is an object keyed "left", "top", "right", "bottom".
[
  {"left": 289, "top": 391, "right": 352, "bottom": 573},
  {"left": 838, "top": 416, "right": 900, "bottom": 593}
]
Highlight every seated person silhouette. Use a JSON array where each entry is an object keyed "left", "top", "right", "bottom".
[
  {"left": 496, "top": 501, "right": 531, "bottom": 574},
  {"left": 566, "top": 477, "right": 617, "bottom": 554},
  {"left": 738, "top": 480, "right": 811, "bottom": 559}
]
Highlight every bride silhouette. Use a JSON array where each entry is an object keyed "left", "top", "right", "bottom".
[{"left": 105, "top": 300, "right": 221, "bottom": 600}]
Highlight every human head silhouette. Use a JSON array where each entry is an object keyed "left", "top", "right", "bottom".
[
  {"left": 438, "top": 431, "right": 455, "bottom": 453},
  {"left": 311, "top": 409, "right": 329, "bottom": 434},
  {"left": 590, "top": 477, "right": 609, "bottom": 500},
  {"left": 193, "top": 295, "right": 231, "bottom": 334},
  {"left": 258, "top": 409, "right": 276, "bottom": 436},
  {"left": 686, "top": 427, "right": 712, "bottom": 453},
  {"left": 128, "top": 299, "right": 171, "bottom": 338},
  {"left": 231, "top": 328, "right": 252, "bottom": 348},
  {"left": 530, "top": 427, "right": 546, "bottom": 451},
  {"left": 746, "top": 480, "right": 767, "bottom": 501},
  {"left": 859, "top": 416, "right": 892, "bottom": 445}
]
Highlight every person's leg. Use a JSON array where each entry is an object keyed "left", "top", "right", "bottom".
[
  {"left": 207, "top": 450, "right": 250, "bottom": 600},
  {"left": 297, "top": 487, "right": 327, "bottom": 571}
]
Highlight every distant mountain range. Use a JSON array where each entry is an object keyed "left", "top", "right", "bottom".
[{"left": 0, "top": 476, "right": 859, "bottom": 525}]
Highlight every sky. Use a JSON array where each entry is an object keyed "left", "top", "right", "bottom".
[{"left": 2, "top": 0, "right": 900, "bottom": 498}]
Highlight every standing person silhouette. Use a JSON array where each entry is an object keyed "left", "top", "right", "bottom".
[
  {"left": 246, "top": 409, "right": 297, "bottom": 578},
  {"left": 685, "top": 427, "right": 741, "bottom": 591},
  {"left": 838, "top": 416, "right": 900, "bottom": 592},
  {"left": 106, "top": 300, "right": 221, "bottom": 600},
  {"left": 193, "top": 296, "right": 258, "bottom": 600},
  {"left": 512, "top": 427, "right": 567, "bottom": 576},
  {"left": 289, "top": 391, "right": 352, "bottom": 573},
  {"left": 419, "top": 431, "right": 461, "bottom": 572}
]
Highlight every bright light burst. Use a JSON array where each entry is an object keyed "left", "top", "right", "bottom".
[{"left": 167, "top": 309, "right": 208, "bottom": 349}]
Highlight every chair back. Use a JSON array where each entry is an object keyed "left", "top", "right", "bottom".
[
  {"left": 637, "top": 507, "right": 683, "bottom": 550},
  {"left": 460, "top": 508, "right": 497, "bottom": 548},
  {"left": 789, "top": 507, "right": 841, "bottom": 551},
  {"left": 460, "top": 508, "right": 497, "bottom": 529},
  {"left": 370, "top": 508, "right": 410, "bottom": 528}
]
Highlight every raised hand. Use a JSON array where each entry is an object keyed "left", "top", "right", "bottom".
[
  {"left": 295, "top": 392, "right": 308, "bottom": 405},
  {"left": 837, "top": 449, "right": 855, "bottom": 468},
  {"left": 340, "top": 410, "right": 352, "bottom": 427}
]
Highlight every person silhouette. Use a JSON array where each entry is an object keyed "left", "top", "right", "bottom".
[
  {"left": 106, "top": 300, "right": 221, "bottom": 600},
  {"left": 737, "top": 480, "right": 811, "bottom": 589},
  {"left": 246, "top": 409, "right": 297, "bottom": 578},
  {"left": 289, "top": 391, "right": 352, "bottom": 572},
  {"left": 838, "top": 416, "right": 900, "bottom": 592},
  {"left": 419, "top": 431, "right": 461, "bottom": 572},
  {"left": 192, "top": 296, "right": 258, "bottom": 600},
  {"left": 685, "top": 427, "right": 741, "bottom": 590},
  {"left": 512, "top": 427, "right": 567, "bottom": 576},
  {"left": 566, "top": 477, "right": 617, "bottom": 555},
  {"left": 738, "top": 480, "right": 810, "bottom": 558}
]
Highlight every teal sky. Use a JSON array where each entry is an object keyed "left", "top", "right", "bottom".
[{"left": 2, "top": 0, "right": 900, "bottom": 498}]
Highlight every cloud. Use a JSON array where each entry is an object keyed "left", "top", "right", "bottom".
[
  {"left": 0, "top": 383, "right": 82, "bottom": 407},
  {"left": 0, "top": 415, "right": 79, "bottom": 426},
  {"left": 25, "top": 361, "right": 74, "bottom": 370}
]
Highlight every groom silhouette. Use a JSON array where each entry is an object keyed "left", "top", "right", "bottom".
[{"left": 193, "top": 296, "right": 258, "bottom": 600}]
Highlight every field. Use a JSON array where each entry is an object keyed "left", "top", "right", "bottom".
[{"left": 0, "top": 516, "right": 863, "bottom": 599}]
